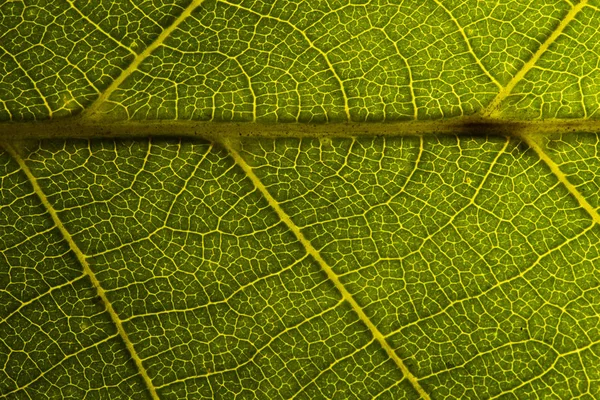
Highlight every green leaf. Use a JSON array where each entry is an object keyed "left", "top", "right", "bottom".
[{"left": 2, "top": 1, "right": 600, "bottom": 398}]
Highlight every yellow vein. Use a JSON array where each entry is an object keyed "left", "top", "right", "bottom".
[
  {"left": 378, "top": 27, "right": 419, "bottom": 120},
  {"left": 218, "top": 0, "right": 352, "bottom": 122},
  {"left": 407, "top": 61, "right": 419, "bottom": 120},
  {"left": 521, "top": 133, "right": 600, "bottom": 226},
  {"left": 1, "top": 143, "right": 161, "bottom": 400},
  {"left": 0, "top": 46, "right": 53, "bottom": 118},
  {"left": 222, "top": 139, "right": 431, "bottom": 400},
  {"left": 481, "top": 0, "right": 588, "bottom": 118},
  {"left": 431, "top": 0, "right": 502, "bottom": 90},
  {"left": 0, "top": 98, "right": 13, "bottom": 121},
  {"left": 82, "top": 0, "right": 208, "bottom": 118},
  {"left": 0, "top": 274, "right": 87, "bottom": 325},
  {"left": 66, "top": 0, "right": 137, "bottom": 56}
]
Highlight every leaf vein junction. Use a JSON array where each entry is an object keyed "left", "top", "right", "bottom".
[
  {"left": 82, "top": 0, "right": 209, "bottom": 119},
  {"left": 222, "top": 138, "right": 431, "bottom": 400},
  {"left": 480, "top": 0, "right": 589, "bottom": 118}
]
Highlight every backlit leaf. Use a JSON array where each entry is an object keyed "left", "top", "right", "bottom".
[{"left": 2, "top": 1, "right": 600, "bottom": 398}]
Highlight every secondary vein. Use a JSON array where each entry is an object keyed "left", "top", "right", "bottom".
[
  {"left": 222, "top": 138, "right": 431, "bottom": 400},
  {"left": 480, "top": 0, "right": 588, "bottom": 118},
  {"left": 1, "top": 142, "right": 161, "bottom": 400},
  {"left": 82, "top": 0, "right": 208, "bottom": 119},
  {"left": 521, "top": 133, "right": 600, "bottom": 226}
]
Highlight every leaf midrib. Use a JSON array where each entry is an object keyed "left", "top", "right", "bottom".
[{"left": 4, "top": 118, "right": 600, "bottom": 141}]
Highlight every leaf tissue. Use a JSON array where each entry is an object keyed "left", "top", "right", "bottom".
[{"left": 2, "top": 0, "right": 600, "bottom": 398}]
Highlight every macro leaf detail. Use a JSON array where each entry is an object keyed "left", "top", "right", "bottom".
[{"left": 2, "top": 0, "right": 600, "bottom": 399}]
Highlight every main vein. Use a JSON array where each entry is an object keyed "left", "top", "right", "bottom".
[
  {"left": 1, "top": 143, "right": 161, "bottom": 400},
  {"left": 5, "top": 118, "right": 600, "bottom": 141},
  {"left": 82, "top": 0, "right": 208, "bottom": 118},
  {"left": 480, "top": 0, "right": 588, "bottom": 118},
  {"left": 222, "top": 139, "right": 431, "bottom": 400}
]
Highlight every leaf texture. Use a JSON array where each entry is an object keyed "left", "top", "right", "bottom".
[{"left": 2, "top": 0, "right": 600, "bottom": 399}]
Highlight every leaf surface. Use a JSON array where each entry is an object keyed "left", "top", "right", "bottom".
[{"left": 2, "top": 1, "right": 600, "bottom": 399}]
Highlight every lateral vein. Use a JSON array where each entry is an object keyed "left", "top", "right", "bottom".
[
  {"left": 521, "top": 134, "right": 600, "bottom": 226},
  {"left": 82, "top": 0, "right": 208, "bottom": 119},
  {"left": 1, "top": 142, "right": 161, "bottom": 400},
  {"left": 222, "top": 139, "right": 431, "bottom": 400},
  {"left": 480, "top": 0, "right": 588, "bottom": 118}
]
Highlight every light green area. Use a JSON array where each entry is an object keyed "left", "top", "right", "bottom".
[{"left": 3, "top": 0, "right": 600, "bottom": 399}]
